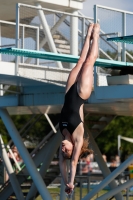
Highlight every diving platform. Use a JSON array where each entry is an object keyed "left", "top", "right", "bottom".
[
  {"left": 107, "top": 35, "right": 133, "bottom": 44},
  {"left": 0, "top": 71, "right": 133, "bottom": 117},
  {"left": 0, "top": 47, "right": 133, "bottom": 68}
]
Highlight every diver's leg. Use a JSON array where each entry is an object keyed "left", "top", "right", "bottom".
[
  {"left": 65, "top": 23, "right": 94, "bottom": 93},
  {"left": 77, "top": 23, "right": 100, "bottom": 99}
]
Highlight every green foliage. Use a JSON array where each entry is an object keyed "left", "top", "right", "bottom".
[
  {"left": 96, "top": 116, "right": 133, "bottom": 161},
  {"left": 1, "top": 114, "right": 60, "bottom": 145}
]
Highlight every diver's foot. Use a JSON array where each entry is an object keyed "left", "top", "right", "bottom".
[
  {"left": 87, "top": 23, "right": 94, "bottom": 38},
  {"left": 91, "top": 23, "right": 100, "bottom": 39}
]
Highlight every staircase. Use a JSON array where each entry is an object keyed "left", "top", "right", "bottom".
[{"left": 53, "top": 32, "right": 70, "bottom": 54}]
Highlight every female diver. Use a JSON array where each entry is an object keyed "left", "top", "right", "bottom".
[{"left": 59, "top": 23, "right": 100, "bottom": 194}]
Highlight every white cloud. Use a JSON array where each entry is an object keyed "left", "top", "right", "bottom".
[{"left": 82, "top": 0, "right": 133, "bottom": 17}]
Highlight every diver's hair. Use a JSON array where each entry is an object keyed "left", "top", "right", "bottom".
[{"left": 79, "top": 137, "right": 93, "bottom": 159}]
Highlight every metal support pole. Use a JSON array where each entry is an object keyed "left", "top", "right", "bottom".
[
  {"left": 60, "top": 179, "right": 66, "bottom": 200},
  {"left": 44, "top": 113, "right": 57, "bottom": 133},
  {"left": 126, "top": 175, "right": 129, "bottom": 200},
  {"left": 118, "top": 135, "right": 121, "bottom": 161},
  {"left": 36, "top": 27, "right": 39, "bottom": 65},
  {"left": 94, "top": 5, "right": 97, "bottom": 23},
  {"left": 15, "top": 3, "right": 20, "bottom": 75},
  {"left": 0, "top": 108, "right": 52, "bottom": 200},
  {"left": 26, "top": 131, "right": 61, "bottom": 200},
  {"left": 117, "top": 32, "right": 121, "bottom": 61},
  {"left": 122, "top": 13, "right": 126, "bottom": 61},
  {"left": 82, "top": 17, "right": 85, "bottom": 49},
  {"left": 60, "top": 160, "right": 69, "bottom": 200},
  {"left": 70, "top": 10, "right": 78, "bottom": 69},
  {"left": 97, "top": 179, "right": 133, "bottom": 200},
  {"left": 36, "top": 3, "right": 63, "bottom": 69},
  {"left": 83, "top": 125, "right": 123, "bottom": 200},
  {"left": 72, "top": 189, "right": 75, "bottom": 200},
  {"left": 80, "top": 177, "right": 82, "bottom": 199},
  {"left": 0, "top": 135, "right": 25, "bottom": 200},
  {"left": 87, "top": 176, "right": 90, "bottom": 193},
  {"left": 22, "top": 26, "right": 25, "bottom": 63}
]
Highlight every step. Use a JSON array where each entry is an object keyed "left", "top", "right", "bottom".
[
  {"left": 57, "top": 48, "right": 70, "bottom": 54},
  {"left": 53, "top": 34, "right": 63, "bottom": 39},
  {"left": 55, "top": 43, "right": 70, "bottom": 49},
  {"left": 54, "top": 39, "right": 69, "bottom": 45}
]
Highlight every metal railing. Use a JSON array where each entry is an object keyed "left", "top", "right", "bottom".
[
  {"left": 94, "top": 4, "right": 133, "bottom": 62},
  {"left": 0, "top": 4, "right": 133, "bottom": 88}
]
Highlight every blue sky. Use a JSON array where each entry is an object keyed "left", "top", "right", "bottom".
[{"left": 82, "top": 0, "right": 133, "bottom": 17}]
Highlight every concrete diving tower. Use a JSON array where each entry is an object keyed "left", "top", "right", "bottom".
[{"left": 0, "top": 2, "right": 133, "bottom": 199}]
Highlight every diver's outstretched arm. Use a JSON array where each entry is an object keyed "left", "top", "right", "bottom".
[
  {"left": 59, "top": 145, "right": 68, "bottom": 185},
  {"left": 67, "top": 137, "right": 83, "bottom": 193}
]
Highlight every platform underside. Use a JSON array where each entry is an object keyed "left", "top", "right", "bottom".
[{"left": 5, "top": 99, "right": 133, "bottom": 116}]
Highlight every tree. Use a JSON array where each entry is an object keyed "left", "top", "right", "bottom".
[{"left": 96, "top": 116, "right": 133, "bottom": 161}]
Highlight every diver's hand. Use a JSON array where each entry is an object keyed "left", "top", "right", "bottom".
[{"left": 65, "top": 183, "right": 74, "bottom": 194}]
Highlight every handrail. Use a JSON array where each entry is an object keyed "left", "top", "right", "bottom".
[{"left": 19, "top": 3, "right": 91, "bottom": 20}]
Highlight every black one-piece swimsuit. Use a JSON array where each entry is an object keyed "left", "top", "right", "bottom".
[{"left": 59, "top": 82, "right": 85, "bottom": 135}]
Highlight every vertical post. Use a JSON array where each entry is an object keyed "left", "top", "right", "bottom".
[
  {"left": 15, "top": 3, "right": 20, "bottom": 75},
  {"left": 0, "top": 108, "right": 52, "bottom": 200},
  {"left": 122, "top": 12, "right": 126, "bottom": 61},
  {"left": 70, "top": 11, "right": 78, "bottom": 69},
  {"left": 80, "top": 177, "right": 82, "bottom": 199},
  {"left": 36, "top": 27, "right": 39, "bottom": 65},
  {"left": 94, "top": 65, "right": 97, "bottom": 92},
  {"left": 60, "top": 160, "right": 69, "bottom": 200},
  {"left": 36, "top": 3, "right": 63, "bottom": 69},
  {"left": 60, "top": 179, "right": 66, "bottom": 200},
  {"left": 87, "top": 176, "right": 90, "bottom": 193},
  {"left": 117, "top": 32, "right": 121, "bottom": 61},
  {"left": 94, "top": 5, "right": 97, "bottom": 23},
  {"left": 118, "top": 135, "right": 121, "bottom": 162},
  {"left": 72, "top": 189, "right": 75, "bottom": 200},
  {"left": 22, "top": 26, "right": 25, "bottom": 63},
  {"left": 82, "top": 17, "right": 85, "bottom": 49},
  {"left": 126, "top": 176, "right": 129, "bottom": 200}
]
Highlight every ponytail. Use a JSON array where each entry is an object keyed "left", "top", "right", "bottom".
[{"left": 79, "top": 137, "right": 93, "bottom": 159}]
